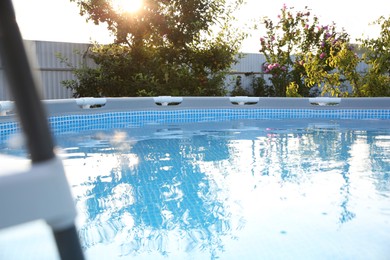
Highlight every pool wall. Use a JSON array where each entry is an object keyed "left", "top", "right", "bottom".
[
  {"left": 1, "top": 97, "right": 389, "bottom": 116},
  {"left": 32, "top": 97, "right": 390, "bottom": 116},
  {"left": 1, "top": 97, "right": 389, "bottom": 139}
]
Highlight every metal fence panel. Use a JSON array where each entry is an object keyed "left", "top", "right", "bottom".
[
  {"left": 225, "top": 53, "right": 266, "bottom": 94},
  {"left": 0, "top": 70, "right": 12, "bottom": 100},
  {"left": 0, "top": 40, "right": 91, "bottom": 101}
]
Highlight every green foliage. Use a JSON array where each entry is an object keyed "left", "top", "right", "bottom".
[
  {"left": 259, "top": 5, "right": 360, "bottom": 97},
  {"left": 286, "top": 82, "right": 301, "bottom": 97},
  {"left": 230, "top": 75, "right": 250, "bottom": 96},
  {"left": 64, "top": 0, "right": 245, "bottom": 97},
  {"left": 252, "top": 76, "right": 274, "bottom": 97},
  {"left": 357, "top": 16, "right": 390, "bottom": 96},
  {"left": 303, "top": 42, "right": 360, "bottom": 97},
  {"left": 358, "top": 72, "right": 390, "bottom": 97}
]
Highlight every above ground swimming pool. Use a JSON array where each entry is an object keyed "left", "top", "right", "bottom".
[{"left": 0, "top": 97, "right": 389, "bottom": 259}]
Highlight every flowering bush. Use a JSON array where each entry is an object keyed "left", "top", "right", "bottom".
[{"left": 258, "top": 5, "right": 360, "bottom": 97}]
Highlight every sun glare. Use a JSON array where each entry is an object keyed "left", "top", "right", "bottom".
[{"left": 113, "top": 0, "right": 143, "bottom": 13}]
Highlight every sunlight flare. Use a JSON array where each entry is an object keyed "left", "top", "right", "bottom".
[{"left": 112, "top": 0, "right": 143, "bottom": 13}]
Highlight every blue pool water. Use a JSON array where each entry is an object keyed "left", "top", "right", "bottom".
[{"left": 1, "top": 115, "right": 390, "bottom": 259}]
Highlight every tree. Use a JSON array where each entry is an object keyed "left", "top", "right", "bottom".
[
  {"left": 357, "top": 16, "right": 390, "bottom": 96},
  {"left": 63, "top": 0, "right": 246, "bottom": 97},
  {"left": 258, "top": 5, "right": 360, "bottom": 97}
]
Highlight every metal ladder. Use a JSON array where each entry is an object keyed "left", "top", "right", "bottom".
[{"left": 0, "top": 1, "right": 84, "bottom": 259}]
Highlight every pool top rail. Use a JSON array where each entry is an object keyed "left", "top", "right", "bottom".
[{"left": 1, "top": 97, "right": 389, "bottom": 120}]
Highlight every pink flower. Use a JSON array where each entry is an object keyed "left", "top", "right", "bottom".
[
  {"left": 267, "top": 63, "right": 280, "bottom": 70},
  {"left": 319, "top": 52, "right": 326, "bottom": 59}
]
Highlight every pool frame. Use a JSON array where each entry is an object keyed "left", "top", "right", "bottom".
[{"left": 1, "top": 97, "right": 390, "bottom": 137}]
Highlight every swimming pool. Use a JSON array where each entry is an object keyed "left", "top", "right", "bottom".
[{"left": 1, "top": 97, "right": 390, "bottom": 259}]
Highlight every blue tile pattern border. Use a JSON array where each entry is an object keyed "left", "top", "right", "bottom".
[
  {"left": 1, "top": 108, "right": 390, "bottom": 142},
  {"left": 0, "top": 122, "right": 19, "bottom": 142}
]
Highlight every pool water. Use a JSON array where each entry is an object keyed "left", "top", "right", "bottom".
[{"left": 1, "top": 119, "right": 390, "bottom": 259}]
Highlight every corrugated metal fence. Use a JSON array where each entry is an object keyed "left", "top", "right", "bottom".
[
  {"left": 0, "top": 40, "right": 91, "bottom": 101},
  {"left": 0, "top": 40, "right": 368, "bottom": 101},
  {"left": 226, "top": 53, "right": 267, "bottom": 93}
]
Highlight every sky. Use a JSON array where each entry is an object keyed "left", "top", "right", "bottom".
[{"left": 12, "top": 0, "right": 390, "bottom": 53}]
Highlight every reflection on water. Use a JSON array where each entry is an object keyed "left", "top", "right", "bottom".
[
  {"left": 60, "top": 130, "right": 244, "bottom": 259},
  {"left": 54, "top": 120, "right": 390, "bottom": 259}
]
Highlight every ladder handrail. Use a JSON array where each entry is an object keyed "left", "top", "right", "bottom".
[{"left": 0, "top": 1, "right": 84, "bottom": 259}]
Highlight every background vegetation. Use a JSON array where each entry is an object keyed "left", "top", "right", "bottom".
[
  {"left": 62, "top": 1, "right": 390, "bottom": 97},
  {"left": 255, "top": 5, "right": 390, "bottom": 97},
  {"left": 62, "top": 0, "right": 245, "bottom": 97}
]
